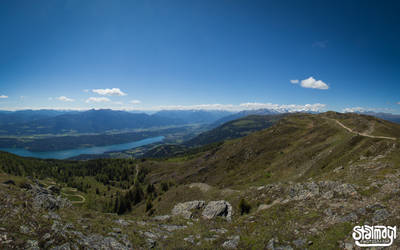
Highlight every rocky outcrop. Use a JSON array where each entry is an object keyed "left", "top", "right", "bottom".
[
  {"left": 171, "top": 200, "right": 205, "bottom": 219},
  {"left": 202, "top": 200, "right": 233, "bottom": 221},
  {"left": 171, "top": 200, "right": 233, "bottom": 221},
  {"left": 287, "top": 181, "right": 357, "bottom": 201},
  {"left": 22, "top": 183, "right": 71, "bottom": 211},
  {"left": 77, "top": 234, "right": 129, "bottom": 250}
]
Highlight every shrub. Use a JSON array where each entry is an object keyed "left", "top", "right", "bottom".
[
  {"left": 239, "top": 198, "right": 251, "bottom": 215},
  {"left": 145, "top": 198, "right": 153, "bottom": 212},
  {"left": 161, "top": 182, "right": 169, "bottom": 192}
]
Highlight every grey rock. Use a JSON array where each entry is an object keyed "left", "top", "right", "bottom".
[
  {"left": 146, "top": 238, "right": 157, "bottom": 248},
  {"left": 210, "top": 228, "right": 228, "bottom": 234},
  {"left": 79, "top": 234, "right": 129, "bottom": 250},
  {"left": 339, "top": 212, "right": 358, "bottom": 223},
  {"left": 267, "top": 238, "right": 277, "bottom": 249},
  {"left": 153, "top": 215, "right": 171, "bottom": 221},
  {"left": 184, "top": 235, "right": 195, "bottom": 244},
  {"left": 160, "top": 224, "right": 187, "bottom": 232},
  {"left": 20, "top": 225, "right": 31, "bottom": 234},
  {"left": 51, "top": 243, "right": 71, "bottom": 250},
  {"left": 51, "top": 220, "right": 63, "bottom": 232},
  {"left": 25, "top": 240, "right": 39, "bottom": 250},
  {"left": 367, "top": 203, "right": 385, "bottom": 211},
  {"left": 344, "top": 242, "right": 354, "bottom": 250},
  {"left": 321, "top": 190, "right": 334, "bottom": 199},
  {"left": 42, "top": 233, "right": 51, "bottom": 241},
  {"left": 292, "top": 238, "right": 306, "bottom": 248},
  {"left": 136, "top": 221, "right": 147, "bottom": 226},
  {"left": 373, "top": 209, "right": 389, "bottom": 223},
  {"left": 324, "top": 208, "right": 333, "bottom": 217},
  {"left": 29, "top": 184, "right": 71, "bottom": 211},
  {"left": 333, "top": 183, "right": 357, "bottom": 197},
  {"left": 48, "top": 212, "right": 61, "bottom": 220},
  {"left": 306, "top": 182, "right": 320, "bottom": 196},
  {"left": 144, "top": 231, "right": 159, "bottom": 239},
  {"left": 205, "top": 236, "right": 218, "bottom": 242},
  {"left": 267, "top": 238, "right": 293, "bottom": 250},
  {"left": 222, "top": 235, "right": 240, "bottom": 249},
  {"left": 202, "top": 200, "right": 233, "bottom": 221},
  {"left": 171, "top": 200, "right": 205, "bottom": 219},
  {"left": 357, "top": 207, "right": 367, "bottom": 216},
  {"left": 113, "top": 219, "right": 130, "bottom": 226}
]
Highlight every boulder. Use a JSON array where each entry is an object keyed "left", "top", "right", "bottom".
[
  {"left": 171, "top": 200, "right": 205, "bottom": 219},
  {"left": 222, "top": 235, "right": 240, "bottom": 249},
  {"left": 202, "top": 200, "right": 232, "bottom": 221}
]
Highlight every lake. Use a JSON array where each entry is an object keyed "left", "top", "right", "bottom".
[{"left": 0, "top": 136, "right": 164, "bottom": 160}]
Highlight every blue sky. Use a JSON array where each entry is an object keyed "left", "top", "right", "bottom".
[{"left": 0, "top": 0, "right": 399, "bottom": 113}]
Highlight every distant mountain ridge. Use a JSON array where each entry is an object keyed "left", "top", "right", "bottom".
[
  {"left": 210, "top": 109, "right": 279, "bottom": 128},
  {"left": 0, "top": 109, "right": 232, "bottom": 136},
  {"left": 185, "top": 114, "right": 285, "bottom": 147},
  {"left": 354, "top": 111, "right": 400, "bottom": 124},
  {"left": 153, "top": 110, "right": 232, "bottom": 124},
  {"left": 0, "top": 109, "right": 75, "bottom": 126}
]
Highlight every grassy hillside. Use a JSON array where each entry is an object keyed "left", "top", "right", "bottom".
[
  {"left": 1, "top": 112, "right": 400, "bottom": 249},
  {"left": 185, "top": 114, "right": 285, "bottom": 147},
  {"left": 325, "top": 111, "right": 400, "bottom": 138}
]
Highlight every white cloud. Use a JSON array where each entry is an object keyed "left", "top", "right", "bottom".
[
  {"left": 290, "top": 80, "right": 299, "bottom": 84},
  {"left": 83, "top": 89, "right": 89, "bottom": 93},
  {"left": 0, "top": 102, "right": 328, "bottom": 113},
  {"left": 0, "top": 95, "right": 8, "bottom": 99},
  {"left": 56, "top": 96, "right": 75, "bottom": 102},
  {"left": 342, "top": 107, "right": 394, "bottom": 113},
  {"left": 152, "top": 102, "right": 326, "bottom": 113},
  {"left": 130, "top": 100, "right": 141, "bottom": 104},
  {"left": 300, "top": 77, "right": 329, "bottom": 90},
  {"left": 397, "top": 102, "right": 400, "bottom": 105},
  {"left": 86, "top": 97, "right": 111, "bottom": 103},
  {"left": 92, "top": 88, "right": 127, "bottom": 96},
  {"left": 343, "top": 107, "right": 367, "bottom": 113}
]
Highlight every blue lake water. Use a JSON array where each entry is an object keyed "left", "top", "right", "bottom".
[{"left": 0, "top": 136, "right": 164, "bottom": 160}]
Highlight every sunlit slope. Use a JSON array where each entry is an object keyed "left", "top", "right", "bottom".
[{"left": 144, "top": 112, "right": 399, "bottom": 188}]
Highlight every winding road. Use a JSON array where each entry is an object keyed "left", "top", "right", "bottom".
[
  {"left": 61, "top": 187, "right": 86, "bottom": 204},
  {"left": 332, "top": 119, "right": 397, "bottom": 140}
]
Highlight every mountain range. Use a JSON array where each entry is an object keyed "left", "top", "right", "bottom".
[
  {"left": 1, "top": 109, "right": 399, "bottom": 136},
  {"left": 0, "top": 109, "right": 231, "bottom": 136}
]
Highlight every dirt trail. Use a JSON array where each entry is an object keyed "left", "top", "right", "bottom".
[
  {"left": 61, "top": 187, "right": 86, "bottom": 204},
  {"left": 332, "top": 119, "right": 396, "bottom": 140}
]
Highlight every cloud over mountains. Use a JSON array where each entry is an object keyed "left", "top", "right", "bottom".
[
  {"left": 92, "top": 88, "right": 127, "bottom": 96},
  {"left": 86, "top": 97, "right": 111, "bottom": 103}
]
